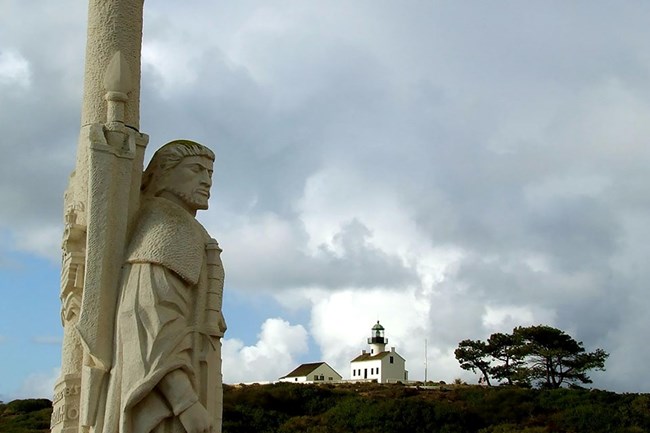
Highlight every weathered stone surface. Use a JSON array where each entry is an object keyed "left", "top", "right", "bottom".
[
  {"left": 98, "top": 141, "right": 226, "bottom": 433},
  {"left": 52, "top": 1, "right": 227, "bottom": 432},
  {"left": 81, "top": 0, "right": 144, "bottom": 130},
  {"left": 55, "top": 140, "right": 226, "bottom": 433}
]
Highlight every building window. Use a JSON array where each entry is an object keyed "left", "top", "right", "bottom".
[{"left": 390, "top": 356, "right": 394, "bottom": 364}]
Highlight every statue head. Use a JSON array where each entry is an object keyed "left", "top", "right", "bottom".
[{"left": 141, "top": 140, "right": 215, "bottom": 214}]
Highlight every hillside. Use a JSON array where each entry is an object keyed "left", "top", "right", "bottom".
[
  {"left": 0, "top": 399, "right": 51, "bottom": 433},
  {"left": 3, "top": 383, "right": 649, "bottom": 432}
]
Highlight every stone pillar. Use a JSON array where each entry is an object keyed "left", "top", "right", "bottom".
[
  {"left": 51, "top": 211, "right": 85, "bottom": 433},
  {"left": 81, "top": 0, "right": 145, "bottom": 130},
  {"left": 52, "top": 2, "right": 148, "bottom": 433}
]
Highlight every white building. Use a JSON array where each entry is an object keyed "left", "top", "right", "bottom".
[
  {"left": 350, "top": 321, "right": 408, "bottom": 383},
  {"left": 278, "top": 362, "right": 342, "bottom": 383}
]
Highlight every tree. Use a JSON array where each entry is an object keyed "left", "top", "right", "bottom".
[
  {"left": 455, "top": 325, "right": 608, "bottom": 388},
  {"left": 514, "top": 325, "right": 608, "bottom": 388},
  {"left": 486, "top": 332, "right": 529, "bottom": 387},
  {"left": 455, "top": 339, "right": 493, "bottom": 386}
]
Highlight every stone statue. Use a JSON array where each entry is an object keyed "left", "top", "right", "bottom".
[
  {"left": 100, "top": 140, "right": 226, "bottom": 433},
  {"left": 52, "top": 3, "right": 228, "bottom": 433}
]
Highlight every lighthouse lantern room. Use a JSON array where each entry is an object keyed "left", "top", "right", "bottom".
[{"left": 368, "top": 321, "right": 387, "bottom": 354}]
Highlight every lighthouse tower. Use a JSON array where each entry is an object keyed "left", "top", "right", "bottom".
[{"left": 368, "top": 321, "right": 387, "bottom": 355}]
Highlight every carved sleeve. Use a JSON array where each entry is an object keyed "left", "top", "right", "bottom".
[{"left": 157, "top": 369, "right": 198, "bottom": 416}]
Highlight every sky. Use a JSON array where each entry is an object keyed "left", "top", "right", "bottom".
[{"left": 1, "top": 0, "right": 650, "bottom": 400}]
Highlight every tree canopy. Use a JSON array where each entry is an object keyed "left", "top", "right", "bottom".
[{"left": 455, "top": 325, "right": 608, "bottom": 388}]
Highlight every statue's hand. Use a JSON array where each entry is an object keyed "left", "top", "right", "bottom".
[{"left": 179, "top": 401, "right": 213, "bottom": 433}]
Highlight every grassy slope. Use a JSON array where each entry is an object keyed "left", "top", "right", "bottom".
[{"left": 3, "top": 383, "right": 649, "bottom": 433}]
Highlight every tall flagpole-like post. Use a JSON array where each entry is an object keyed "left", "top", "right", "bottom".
[
  {"left": 424, "top": 338, "right": 428, "bottom": 383},
  {"left": 52, "top": 2, "right": 148, "bottom": 432}
]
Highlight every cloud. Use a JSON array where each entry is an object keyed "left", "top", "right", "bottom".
[
  {"left": 0, "top": 1, "right": 85, "bottom": 260},
  {"left": 4, "top": 0, "right": 650, "bottom": 394},
  {"left": 592, "top": 305, "right": 650, "bottom": 392},
  {"left": 11, "top": 226, "right": 63, "bottom": 262},
  {"left": 31, "top": 335, "right": 62, "bottom": 345},
  {"left": 307, "top": 287, "right": 429, "bottom": 379},
  {"left": 482, "top": 305, "right": 555, "bottom": 333},
  {"left": 222, "top": 318, "right": 308, "bottom": 383},
  {"left": 13, "top": 367, "right": 59, "bottom": 400},
  {"left": 0, "top": 50, "right": 30, "bottom": 88},
  {"left": 210, "top": 212, "right": 419, "bottom": 293}
]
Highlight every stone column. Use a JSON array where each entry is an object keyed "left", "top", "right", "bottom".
[
  {"left": 81, "top": 0, "right": 145, "bottom": 130},
  {"left": 51, "top": 209, "right": 85, "bottom": 433},
  {"left": 52, "top": 2, "right": 148, "bottom": 433}
]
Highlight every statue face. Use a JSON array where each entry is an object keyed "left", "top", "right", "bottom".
[{"left": 163, "top": 155, "right": 214, "bottom": 212}]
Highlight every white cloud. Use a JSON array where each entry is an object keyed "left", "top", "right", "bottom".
[
  {"left": 14, "top": 367, "right": 59, "bottom": 399},
  {"left": 297, "top": 165, "right": 425, "bottom": 257},
  {"left": 213, "top": 212, "right": 305, "bottom": 288},
  {"left": 142, "top": 39, "right": 201, "bottom": 93},
  {"left": 222, "top": 318, "right": 308, "bottom": 383},
  {"left": 12, "top": 225, "right": 62, "bottom": 262},
  {"left": 0, "top": 50, "right": 30, "bottom": 88}
]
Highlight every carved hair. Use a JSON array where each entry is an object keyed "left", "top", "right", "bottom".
[{"left": 141, "top": 139, "right": 215, "bottom": 197}]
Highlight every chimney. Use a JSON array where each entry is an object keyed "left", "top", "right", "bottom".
[{"left": 391, "top": 347, "right": 396, "bottom": 352}]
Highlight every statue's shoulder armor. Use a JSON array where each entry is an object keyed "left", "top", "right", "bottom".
[{"left": 126, "top": 198, "right": 205, "bottom": 285}]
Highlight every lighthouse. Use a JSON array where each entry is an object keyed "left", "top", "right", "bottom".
[{"left": 350, "top": 321, "right": 408, "bottom": 383}]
